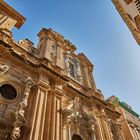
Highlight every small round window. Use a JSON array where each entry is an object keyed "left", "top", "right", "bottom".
[{"left": 0, "top": 84, "right": 17, "bottom": 100}]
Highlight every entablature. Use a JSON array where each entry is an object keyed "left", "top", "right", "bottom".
[{"left": 0, "top": 1, "right": 26, "bottom": 29}]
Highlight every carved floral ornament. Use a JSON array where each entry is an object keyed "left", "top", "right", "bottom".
[
  {"left": 10, "top": 77, "right": 34, "bottom": 140},
  {"left": 0, "top": 29, "right": 13, "bottom": 44},
  {"left": 108, "top": 120, "right": 124, "bottom": 140},
  {"left": 62, "top": 97, "right": 98, "bottom": 139},
  {"left": 0, "top": 75, "right": 34, "bottom": 139},
  {"left": 62, "top": 97, "right": 97, "bottom": 125}
]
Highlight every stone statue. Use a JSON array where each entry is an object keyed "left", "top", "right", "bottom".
[
  {"left": 65, "top": 97, "right": 81, "bottom": 117},
  {"left": 75, "top": 61, "right": 82, "bottom": 81},
  {"left": 64, "top": 54, "right": 70, "bottom": 74},
  {"left": 73, "top": 97, "right": 80, "bottom": 112},
  {"left": 50, "top": 44, "right": 57, "bottom": 61}
]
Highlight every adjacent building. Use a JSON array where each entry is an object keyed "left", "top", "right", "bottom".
[
  {"left": 112, "top": 0, "right": 140, "bottom": 45},
  {"left": 107, "top": 96, "right": 140, "bottom": 140}
]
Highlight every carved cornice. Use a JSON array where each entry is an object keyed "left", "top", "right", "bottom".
[
  {"left": 0, "top": 1, "right": 26, "bottom": 29},
  {"left": 78, "top": 53, "right": 93, "bottom": 68},
  {"left": 0, "top": 29, "right": 13, "bottom": 46}
]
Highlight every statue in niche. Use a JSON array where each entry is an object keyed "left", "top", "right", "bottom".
[
  {"left": 75, "top": 60, "right": 82, "bottom": 81},
  {"left": 66, "top": 97, "right": 81, "bottom": 117},
  {"left": 50, "top": 44, "right": 57, "bottom": 61},
  {"left": 109, "top": 121, "right": 123, "bottom": 140},
  {"left": 0, "top": 64, "right": 9, "bottom": 75},
  {"left": 73, "top": 97, "right": 80, "bottom": 112},
  {"left": 63, "top": 53, "right": 70, "bottom": 74}
]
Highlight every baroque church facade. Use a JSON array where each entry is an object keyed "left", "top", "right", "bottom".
[{"left": 0, "top": 1, "right": 140, "bottom": 140}]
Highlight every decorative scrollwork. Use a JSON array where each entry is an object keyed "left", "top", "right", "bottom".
[
  {"left": 11, "top": 77, "right": 34, "bottom": 140},
  {"left": 0, "top": 64, "right": 9, "bottom": 75}
]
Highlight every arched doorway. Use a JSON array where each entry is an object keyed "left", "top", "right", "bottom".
[{"left": 72, "top": 134, "right": 83, "bottom": 140}]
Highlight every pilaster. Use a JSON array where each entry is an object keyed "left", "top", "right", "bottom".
[{"left": 29, "top": 81, "right": 50, "bottom": 140}]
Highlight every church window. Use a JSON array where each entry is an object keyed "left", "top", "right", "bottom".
[
  {"left": 0, "top": 84, "right": 17, "bottom": 100},
  {"left": 69, "top": 62, "right": 75, "bottom": 78}
]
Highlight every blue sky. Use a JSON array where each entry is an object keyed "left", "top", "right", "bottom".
[{"left": 5, "top": 0, "right": 140, "bottom": 114}]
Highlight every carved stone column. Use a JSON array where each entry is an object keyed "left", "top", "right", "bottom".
[
  {"left": 50, "top": 83, "right": 64, "bottom": 140},
  {"left": 63, "top": 124, "right": 68, "bottom": 140},
  {"left": 42, "top": 80, "right": 64, "bottom": 140}
]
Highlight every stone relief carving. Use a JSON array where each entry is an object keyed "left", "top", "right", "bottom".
[
  {"left": 50, "top": 44, "right": 57, "bottom": 61},
  {"left": 65, "top": 97, "right": 81, "bottom": 117},
  {"left": 64, "top": 53, "right": 70, "bottom": 74},
  {"left": 0, "top": 64, "right": 9, "bottom": 75},
  {"left": 108, "top": 120, "right": 124, "bottom": 140},
  {"left": 11, "top": 77, "right": 34, "bottom": 140},
  {"left": 11, "top": 127, "right": 21, "bottom": 140},
  {"left": 83, "top": 106, "right": 97, "bottom": 122},
  {"left": 75, "top": 60, "right": 82, "bottom": 82},
  {"left": 18, "top": 39, "right": 34, "bottom": 54},
  {"left": 18, "top": 77, "right": 34, "bottom": 116},
  {"left": 62, "top": 97, "right": 97, "bottom": 140},
  {"left": 0, "top": 31, "right": 12, "bottom": 44}
]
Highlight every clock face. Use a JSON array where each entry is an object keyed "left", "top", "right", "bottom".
[{"left": 0, "top": 84, "right": 17, "bottom": 100}]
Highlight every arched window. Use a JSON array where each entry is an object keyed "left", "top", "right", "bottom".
[
  {"left": 72, "top": 134, "right": 83, "bottom": 140},
  {"left": 0, "top": 84, "right": 17, "bottom": 100}
]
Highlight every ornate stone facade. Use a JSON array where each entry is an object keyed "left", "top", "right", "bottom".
[
  {"left": 0, "top": 1, "right": 136, "bottom": 140},
  {"left": 107, "top": 96, "right": 140, "bottom": 140},
  {"left": 112, "top": 0, "right": 140, "bottom": 45}
]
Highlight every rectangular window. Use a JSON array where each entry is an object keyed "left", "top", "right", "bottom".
[{"left": 69, "top": 62, "right": 75, "bottom": 78}]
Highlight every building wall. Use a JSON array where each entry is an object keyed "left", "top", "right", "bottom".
[
  {"left": 107, "top": 96, "right": 140, "bottom": 140},
  {"left": 0, "top": 27, "right": 123, "bottom": 140},
  {"left": 112, "top": 0, "right": 140, "bottom": 45},
  {"left": 0, "top": 2, "right": 125, "bottom": 140}
]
